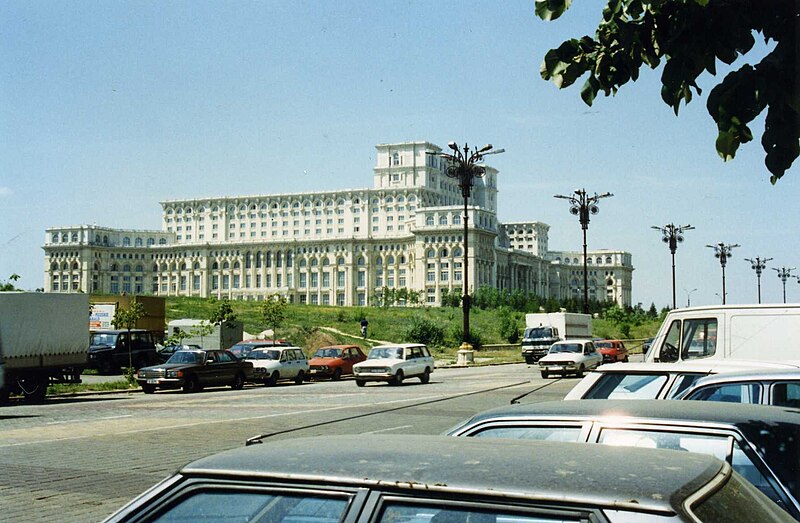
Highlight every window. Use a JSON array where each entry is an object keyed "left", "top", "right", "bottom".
[
  {"left": 686, "top": 383, "right": 762, "bottom": 404},
  {"left": 772, "top": 382, "right": 800, "bottom": 408},
  {"left": 585, "top": 373, "right": 669, "bottom": 399}
]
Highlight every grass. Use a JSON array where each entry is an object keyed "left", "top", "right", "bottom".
[{"left": 48, "top": 380, "right": 136, "bottom": 395}]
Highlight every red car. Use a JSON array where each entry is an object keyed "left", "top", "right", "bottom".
[
  {"left": 595, "top": 339, "right": 629, "bottom": 363},
  {"left": 308, "top": 345, "right": 367, "bottom": 380}
]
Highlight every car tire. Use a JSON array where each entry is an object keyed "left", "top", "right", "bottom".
[
  {"left": 524, "top": 356, "right": 535, "bottom": 365},
  {"left": 623, "top": 356, "right": 629, "bottom": 363},
  {"left": 264, "top": 372, "right": 279, "bottom": 386},
  {"left": 420, "top": 368, "right": 431, "bottom": 384},
  {"left": 332, "top": 368, "right": 342, "bottom": 381},
  {"left": 182, "top": 375, "right": 201, "bottom": 393},
  {"left": 141, "top": 384, "right": 156, "bottom": 394},
  {"left": 576, "top": 365, "right": 585, "bottom": 378},
  {"left": 231, "top": 372, "right": 245, "bottom": 390},
  {"left": 294, "top": 371, "right": 305, "bottom": 385},
  {"left": 390, "top": 370, "right": 404, "bottom": 386},
  {"left": 98, "top": 360, "right": 118, "bottom": 376},
  {"left": 541, "top": 371, "right": 549, "bottom": 379},
  {"left": 356, "top": 380, "right": 366, "bottom": 387}
]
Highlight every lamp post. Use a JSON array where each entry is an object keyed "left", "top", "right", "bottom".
[
  {"left": 429, "top": 142, "right": 504, "bottom": 348},
  {"left": 774, "top": 267, "right": 795, "bottom": 303},
  {"left": 685, "top": 287, "right": 697, "bottom": 307},
  {"left": 651, "top": 223, "right": 694, "bottom": 309},
  {"left": 555, "top": 189, "right": 613, "bottom": 314},
  {"left": 706, "top": 242, "right": 739, "bottom": 305},
  {"left": 744, "top": 257, "right": 772, "bottom": 304}
]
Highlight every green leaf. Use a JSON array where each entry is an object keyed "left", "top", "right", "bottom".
[
  {"left": 716, "top": 131, "right": 738, "bottom": 162},
  {"left": 535, "top": 0, "right": 572, "bottom": 21},
  {"left": 581, "top": 76, "right": 600, "bottom": 106}
]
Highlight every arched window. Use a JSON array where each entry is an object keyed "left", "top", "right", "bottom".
[
  {"left": 72, "top": 261, "right": 80, "bottom": 270},
  {"left": 170, "top": 263, "right": 177, "bottom": 271},
  {"left": 427, "top": 249, "right": 436, "bottom": 258},
  {"left": 103, "top": 235, "right": 109, "bottom": 245},
  {"left": 425, "top": 216, "right": 434, "bottom": 226},
  {"left": 93, "top": 263, "right": 100, "bottom": 271},
  {"left": 357, "top": 257, "right": 365, "bottom": 266},
  {"left": 606, "top": 256, "right": 613, "bottom": 264},
  {"left": 223, "top": 261, "right": 230, "bottom": 269},
  {"left": 387, "top": 255, "right": 395, "bottom": 264},
  {"left": 439, "top": 216, "right": 448, "bottom": 225},
  {"left": 375, "top": 257, "right": 382, "bottom": 266},
  {"left": 441, "top": 248, "right": 449, "bottom": 257},
  {"left": 322, "top": 257, "right": 330, "bottom": 266},
  {"left": 110, "top": 263, "right": 118, "bottom": 272},
  {"left": 299, "top": 259, "right": 307, "bottom": 268},
  {"left": 193, "top": 262, "right": 200, "bottom": 270},
  {"left": 71, "top": 233, "right": 79, "bottom": 242},
  {"left": 212, "top": 261, "right": 219, "bottom": 270},
  {"left": 95, "top": 235, "right": 101, "bottom": 244},
  {"left": 122, "top": 264, "right": 131, "bottom": 272},
  {"left": 52, "top": 233, "right": 59, "bottom": 243},
  {"left": 245, "top": 252, "right": 252, "bottom": 269},
  {"left": 276, "top": 252, "right": 282, "bottom": 267},
  {"left": 286, "top": 252, "right": 293, "bottom": 267},
  {"left": 180, "top": 262, "right": 187, "bottom": 270},
  {"left": 152, "top": 264, "right": 159, "bottom": 272},
  {"left": 62, "top": 233, "right": 68, "bottom": 242},
  {"left": 159, "top": 238, "right": 167, "bottom": 245},
  {"left": 233, "top": 261, "right": 240, "bottom": 269},
  {"left": 399, "top": 255, "right": 406, "bottom": 264},
  {"left": 147, "top": 238, "right": 155, "bottom": 246},
  {"left": 266, "top": 252, "right": 272, "bottom": 268},
  {"left": 256, "top": 252, "right": 263, "bottom": 268},
  {"left": 123, "top": 237, "right": 131, "bottom": 247},
  {"left": 337, "top": 257, "right": 346, "bottom": 265},
  {"left": 453, "top": 247, "right": 463, "bottom": 257},
  {"left": 135, "top": 237, "right": 143, "bottom": 247},
  {"left": 136, "top": 265, "right": 143, "bottom": 272}
]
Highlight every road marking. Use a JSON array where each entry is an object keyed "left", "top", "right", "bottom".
[
  {"left": 362, "top": 425, "right": 413, "bottom": 434},
  {"left": 45, "top": 415, "right": 132, "bottom": 425}
]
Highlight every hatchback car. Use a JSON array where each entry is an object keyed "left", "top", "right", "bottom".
[
  {"left": 308, "top": 344, "right": 367, "bottom": 380},
  {"left": 564, "top": 360, "right": 800, "bottom": 400},
  {"left": 103, "top": 434, "right": 791, "bottom": 523},
  {"left": 246, "top": 346, "right": 308, "bottom": 386},
  {"left": 447, "top": 399, "right": 800, "bottom": 519},
  {"left": 676, "top": 368, "right": 800, "bottom": 407},
  {"left": 136, "top": 349, "right": 253, "bottom": 393},
  {"left": 352, "top": 343, "right": 434, "bottom": 386},
  {"left": 537, "top": 339, "right": 602, "bottom": 379},
  {"left": 594, "top": 339, "right": 629, "bottom": 363}
]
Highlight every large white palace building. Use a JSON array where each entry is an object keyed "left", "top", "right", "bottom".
[{"left": 43, "top": 141, "right": 633, "bottom": 306}]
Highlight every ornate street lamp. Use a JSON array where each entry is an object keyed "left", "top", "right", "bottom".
[
  {"left": 706, "top": 242, "right": 739, "bottom": 304},
  {"left": 774, "top": 267, "right": 795, "bottom": 304},
  {"left": 744, "top": 256, "right": 773, "bottom": 304},
  {"left": 651, "top": 223, "right": 694, "bottom": 309},
  {"left": 429, "top": 142, "right": 504, "bottom": 348},
  {"left": 555, "top": 189, "right": 613, "bottom": 314}
]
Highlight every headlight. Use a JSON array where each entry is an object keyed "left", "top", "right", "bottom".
[
  {"left": 254, "top": 367, "right": 266, "bottom": 373},
  {"left": 318, "top": 365, "right": 329, "bottom": 371},
  {"left": 166, "top": 370, "right": 183, "bottom": 378}
]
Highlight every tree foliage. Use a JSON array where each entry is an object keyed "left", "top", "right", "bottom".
[
  {"left": 209, "top": 297, "right": 237, "bottom": 327},
  {"left": 111, "top": 298, "right": 146, "bottom": 373},
  {"left": 536, "top": 0, "right": 799, "bottom": 182},
  {"left": 260, "top": 294, "right": 288, "bottom": 342}
]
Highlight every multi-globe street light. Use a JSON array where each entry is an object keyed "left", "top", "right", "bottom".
[
  {"left": 651, "top": 223, "right": 694, "bottom": 309},
  {"left": 428, "top": 142, "right": 504, "bottom": 348},
  {"left": 554, "top": 189, "right": 613, "bottom": 314},
  {"left": 774, "top": 267, "right": 796, "bottom": 304},
  {"left": 706, "top": 242, "right": 739, "bottom": 305},
  {"left": 744, "top": 256, "right": 773, "bottom": 304}
]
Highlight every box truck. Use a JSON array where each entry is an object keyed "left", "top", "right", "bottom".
[{"left": 521, "top": 312, "right": 592, "bottom": 364}]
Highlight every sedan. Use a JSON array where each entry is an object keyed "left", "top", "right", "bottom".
[
  {"left": 103, "top": 434, "right": 791, "bottom": 522},
  {"left": 308, "top": 344, "right": 367, "bottom": 380},
  {"left": 675, "top": 368, "right": 800, "bottom": 406},
  {"left": 136, "top": 349, "right": 253, "bottom": 393},
  {"left": 447, "top": 399, "right": 800, "bottom": 520}
]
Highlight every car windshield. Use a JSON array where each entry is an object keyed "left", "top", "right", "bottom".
[
  {"left": 91, "top": 333, "right": 118, "bottom": 345},
  {"left": 368, "top": 347, "right": 403, "bottom": 359},
  {"left": 229, "top": 344, "right": 255, "bottom": 358},
  {"left": 314, "top": 348, "right": 342, "bottom": 358},
  {"left": 524, "top": 327, "right": 552, "bottom": 338},
  {"left": 595, "top": 342, "right": 612, "bottom": 349},
  {"left": 167, "top": 351, "right": 202, "bottom": 364},
  {"left": 249, "top": 349, "right": 280, "bottom": 360},
  {"left": 550, "top": 343, "right": 581, "bottom": 353}
]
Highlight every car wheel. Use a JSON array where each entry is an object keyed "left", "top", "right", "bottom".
[
  {"left": 231, "top": 372, "right": 245, "bottom": 390},
  {"left": 182, "top": 375, "right": 201, "bottom": 393},
  {"left": 623, "top": 356, "right": 629, "bottom": 363},
  {"left": 356, "top": 380, "right": 366, "bottom": 387},
  {"left": 420, "top": 368, "right": 431, "bottom": 384},
  {"left": 98, "top": 360, "right": 118, "bottom": 376},
  {"left": 541, "top": 371, "right": 549, "bottom": 379},
  {"left": 524, "top": 356, "right": 534, "bottom": 364},
  {"left": 576, "top": 365, "right": 585, "bottom": 378},
  {"left": 294, "top": 371, "right": 305, "bottom": 385},
  {"left": 141, "top": 384, "right": 156, "bottom": 394},
  {"left": 390, "top": 370, "right": 404, "bottom": 386},
  {"left": 264, "top": 372, "right": 279, "bottom": 386},
  {"left": 332, "top": 368, "right": 343, "bottom": 381}
]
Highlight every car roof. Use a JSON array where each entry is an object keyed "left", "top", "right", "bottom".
[
  {"left": 552, "top": 339, "right": 593, "bottom": 343},
  {"left": 683, "top": 369, "right": 800, "bottom": 388},
  {"left": 180, "top": 434, "right": 722, "bottom": 515},
  {"left": 249, "top": 345, "right": 301, "bottom": 351},
  {"left": 316, "top": 344, "right": 359, "bottom": 349},
  {"left": 460, "top": 399, "right": 800, "bottom": 431},
  {"left": 91, "top": 329, "right": 148, "bottom": 334},
  {"left": 592, "top": 360, "right": 800, "bottom": 374},
  {"left": 370, "top": 343, "right": 426, "bottom": 349}
]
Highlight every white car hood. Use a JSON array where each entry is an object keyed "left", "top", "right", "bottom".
[
  {"left": 539, "top": 353, "right": 583, "bottom": 363},
  {"left": 354, "top": 358, "right": 403, "bottom": 368},
  {"left": 247, "top": 360, "right": 281, "bottom": 370}
]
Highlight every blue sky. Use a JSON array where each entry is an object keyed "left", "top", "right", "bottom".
[{"left": 1, "top": 1, "right": 798, "bottom": 307}]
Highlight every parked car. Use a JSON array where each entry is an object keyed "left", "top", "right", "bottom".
[
  {"left": 135, "top": 349, "right": 252, "bottom": 393},
  {"left": 447, "top": 399, "right": 800, "bottom": 519},
  {"left": 228, "top": 339, "right": 291, "bottom": 360},
  {"left": 156, "top": 343, "right": 202, "bottom": 363},
  {"left": 563, "top": 360, "right": 800, "bottom": 401},
  {"left": 675, "top": 368, "right": 800, "bottom": 407},
  {"left": 103, "top": 434, "right": 792, "bottom": 523},
  {"left": 87, "top": 329, "right": 159, "bottom": 374},
  {"left": 537, "top": 339, "right": 602, "bottom": 379},
  {"left": 594, "top": 339, "right": 629, "bottom": 363},
  {"left": 246, "top": 345, "right": 308, "bottom": 386},
  {"left": 352, "top": 343, "right": 433, "bottom": 386},
  {"left": 308, "top": 344, "right": 367, "bottom": 380}
]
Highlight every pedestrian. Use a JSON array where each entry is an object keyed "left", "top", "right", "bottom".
[{"left": 360, "top": 318, "right": 369, "bottom": 338}]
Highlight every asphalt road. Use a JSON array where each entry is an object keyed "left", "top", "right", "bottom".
[{"left": 0, "top": 363, "right": 576, "bottom": 522}]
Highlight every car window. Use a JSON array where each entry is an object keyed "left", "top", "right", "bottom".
[
  {"left": 731, "top": 443, "right": 788, "bottom": 510},
  {"left": 218, "top": 352, "right": 234, "bottom": 363},
  {"left": 771, "top": 382, "right": 800, "bottom": 408},
  {"left": 661, "top": 320, "right": 682, "bottom": 362},
  {"left": 152, "top": 489, "right": 349, "bottom": 522},
  {"left": 681, "top": 318, "right": 717, "bottom": 360},
  {"left": 686, "top": 383, "right": 762, "bottom": 404},
  {"left": 597, "top": 428, "right": 732, "bottom": 460},
  {"left": 584, "top": 374, "right": 668, "bottom": 399},
  {"left": 550, "top": 343, "right": 581, "bottom": 354},
  {"left": 667, "top": 373, "right": 707, "bottom": 398},
  {"left": 470, "top": 425, "right": 583, "bottom": 443},
  {"left": 378, "top": 500, "right": 579, "bottom": 523}
]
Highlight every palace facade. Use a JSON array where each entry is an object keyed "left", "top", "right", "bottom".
[{"left": 43, "top": 141, "right": 633, "bottom": 306}]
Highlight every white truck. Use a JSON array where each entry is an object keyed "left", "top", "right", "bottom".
[
  {"left": 0, "top": 292, "right": 90, "bottom": 403},
  {"left": 521, "top": 312, "right": 592, "bottom": 364},
  {"left": 166, "top": 319, "right": 243, "bottom": 351},
  {"left": 645, "top": 304, "right": 800, "bottom": 364}
]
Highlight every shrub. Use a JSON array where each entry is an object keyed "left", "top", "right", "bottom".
[
  {"left": 498, "top": 308, "right": 520, "bottom": 343},
  {"left": 405, "top": 316, "right": 445, "bottom": 347}
]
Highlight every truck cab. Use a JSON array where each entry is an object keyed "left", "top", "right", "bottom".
[{"left": 521, "top": 326, "right": 560, "bottom": 364}]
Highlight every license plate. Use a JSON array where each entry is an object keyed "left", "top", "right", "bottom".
[
  {"left": 548, "top": 366, "right": 563, "bottom": 371},
  {"left": 309, "top": 369, "right": 318, "bottom": 374},
  {"left": 146, "top": 379, "right": 159, "bottom": 384}
]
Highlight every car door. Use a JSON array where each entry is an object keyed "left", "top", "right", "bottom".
[
  {"left": 280, "top": 350, "right": 296, "bottom": 379},
  {"left": 584, "top": 342, "right": 601, "bottom": 369},
  {"left": 216, "top": 351, "right": 239, "bottom": 384}
]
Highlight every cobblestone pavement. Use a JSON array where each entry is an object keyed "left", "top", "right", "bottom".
[{"left": 0, "top": 364, "right": 575, "bottom": 521}]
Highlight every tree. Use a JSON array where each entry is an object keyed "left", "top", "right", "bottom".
[
  {"left": 111, "top": 298, "right": 146, "bottom": 374},
  {"left": 209, "top": 297, "right": 237, "bottom": 327},
  {"left": 0, "top": 273, "right": 21, "bottom": 291},
  {"left": 260, "top": 294, "right": 288, "bottom": 343},
  {"left": 536, "top": 0, "right": 799, "bottom": 183}
]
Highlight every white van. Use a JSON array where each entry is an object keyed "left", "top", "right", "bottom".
[{"left": 645, "top": 304, "right": 800, "bottom": 364}]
